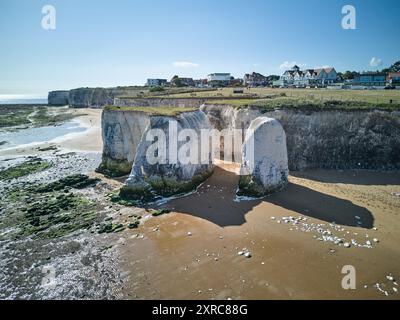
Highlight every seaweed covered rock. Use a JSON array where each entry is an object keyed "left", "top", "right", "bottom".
[
  {"left": 0, "top": 158, "right": 51, "bottom": 181},
  {"left": 33, "top": 174, "right": 100, "bottom": 192},
  {"left": 238, "top": 117, "right": 289, "bottom": 197}
]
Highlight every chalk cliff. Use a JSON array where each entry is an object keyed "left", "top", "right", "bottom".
[
  {"left": 121, "top": 110, "right": 214, "bottom": 201},
  {"left": 68, "top": 88, "right": 119, "bottom": 108},
  {"left": 100, "top": 103, "right": 400, "bottom": 201},
  {"left": 48, "top": 91, "right": 69, "bottom": 106},
  {"left": 97, "top": 109, "right": 151, "bottom": 177},
  {"left": 49, "top": 87, "right": 147, "bottom": 108},
  {"left": 202, "top": 105, "right": 400, "bottom": 170},
  {"left": 239, "top": 117, "right": 289, "bottom": 197}
]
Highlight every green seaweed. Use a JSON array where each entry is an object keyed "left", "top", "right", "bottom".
[
  {"left": 151, "top": 209, "right": 171, "bottom": 217},
  {"left": 98, "top": 222, "right": 125, "bottom": 234},
  {"left": 237, "top": 174, "right": 288, "bottom": 198},
  {"left": 33, "top": 174, "right": 100, "bottom": 192},
  {"left": 0, "top": 176, "right": 103, "bottom": 240},
  {"left": 0, "top": 158, "right": 51, "bottom": 180},
  {"left": 117, "top": 169, "right": 213, "bottom": 205},
  {"left": 128, "top": 220, "right": 140, "bottom": 229},
  {"left": 96, "top": 158, "right": 132, "bottom": 178}
]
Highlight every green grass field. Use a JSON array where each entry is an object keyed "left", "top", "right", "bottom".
[
  {"left": 162, "top": 87, "right": 399, "bottom": 103},
  {"left": 104, "top": 105, "right": 197, "bottom": 116}
]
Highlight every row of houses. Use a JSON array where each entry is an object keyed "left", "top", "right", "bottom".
[
  {"left": 272, "top": 65, "right": 339, "bottom": 88},
  {"left": 146, "top": 69, "right": 400, "bottom": 89},
  {"left": 243, "top": 72, "right": 269, "bottom": 86},
  {"left": 146, "top": 73, "right": 233, "bottom": 88},
  {"left": 352, "top": 72, "right": 400, "bottom": 87},
  {"left": 272, "top": 65, "right": 400, "bottom": 88}
]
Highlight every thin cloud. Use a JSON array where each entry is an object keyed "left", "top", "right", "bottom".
[
  {"left": 314, "top": 65, "right": 332, "bottom": 69},
  {"left": 279, "top": 61, "right": 307, "bottom": 71},
  {"left": 370, "top": 57, "right": 382, "bottom": 67},
  {"left": 173, "top": 61, "right": 200, "bottom": 68}
]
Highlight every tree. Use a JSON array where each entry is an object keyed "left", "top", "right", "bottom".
[
  {"left": 266, "top": 75, "right": 280, "bottom": 85},
  {"left": 381, "top": 60, "right": 400, "bottom": 73},
  {"left": 149, "top": 86, "right": 165, "bottom": 92},
  {"left": 171, "top": 75, "right": 183, "bottom": 87},
  {"left": 342, "top": 71, "right": 358, "bottom": 80}
]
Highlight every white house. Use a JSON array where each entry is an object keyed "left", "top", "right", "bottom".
[
  {"left": 207, "top": 73, "right": 231, "bottom": 82},
  {"left": 146, "top": 79, "right": 167, "bottom": 87},
  {"left": 277, "top": 65, "right": 338, "bottom": 87},
  {"left": 243, "top": 72, "right": 268, "bottom": 87},
  {"left": 313, "top": 68, "right": 338, "bottom": 84}
]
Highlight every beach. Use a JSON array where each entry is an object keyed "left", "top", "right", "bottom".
[
  {"left": 0, "top": 106, "right": 399, "bottom": 300},
  {"left": 0, "top": 108, "right": 103, "bottom": 157},
  {"left": 116, "top": 164, "right": 400, "bottom": 299}
]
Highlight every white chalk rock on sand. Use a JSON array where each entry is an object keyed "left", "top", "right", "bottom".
[{"left": 238, "top": 117, "right": 289, "bottom": 197}]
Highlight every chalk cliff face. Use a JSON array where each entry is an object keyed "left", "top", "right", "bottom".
[
  {"left": 122, "top": 110, "right": 214, "bottom": 201},
  {"left": 121, "top": 111, "right": 213, "bottom": 201},
  {"left": 264, "top": 109, "right": 400, "bottom": 170},
  {"left": 97, "top": 110, "right": 151, "bottom": 177},
  {"left": 101, "top": 104, "right": 400, "bottom": 177},
  {"left": 66, "top": 87, "right": 146, "bottom": 108},
  {"left": 48, "top": 91, "right": 69, "bottom": 106},
  {"left": 202, "top": 105, "right": 400, "bottom": 170},
  {"left": 68, "top": 88, "right": 117, "bottom": 108},
  {"left": 100, "top": 103, "right": 400, "bottom": 201},
  {"left": 239, "top": 117, "right": 289, "bottom": 197}
]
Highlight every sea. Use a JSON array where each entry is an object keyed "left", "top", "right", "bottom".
[
  {"left": 0, "top": 95, "right": 88, "bottom": 151},
  {"left": 0, "top": 95, "right": 48, "bottom": 105}
]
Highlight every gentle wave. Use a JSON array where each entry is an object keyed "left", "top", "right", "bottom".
[{"left": 0, "top": 119, "right": 87, "bottom": 151}]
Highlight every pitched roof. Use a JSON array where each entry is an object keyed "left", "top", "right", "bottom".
[
  {"left": 208, "top": 73, "right": 231, "bottom": 76},
  {"left": 313, "top": 68, "right": 324, "bottom": 76}
]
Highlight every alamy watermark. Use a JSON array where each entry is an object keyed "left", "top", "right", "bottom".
[
  {"left": 144, "top": 120, "right": 254, "bottom": 174},
  {"left": 342, "top": 5, "right": 356, "bottom": 30},
  {"left": 341, "top": 265, "right": 356, "bottom": 290},
  {"left": 41, "top": 265, "right": 56, "bottom": 289},
  {"left": 41, "top": 5, "right": 56, "bottom": 30}
]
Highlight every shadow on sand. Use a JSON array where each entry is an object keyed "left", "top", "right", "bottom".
[
  {"left": 160, "top": 166, "right": 374, "bottom": 229},
  {"left": 291, "top": 169, "right": 400, "bottom": 186}
]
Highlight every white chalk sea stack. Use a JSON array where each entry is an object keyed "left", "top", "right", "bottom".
[
  {"left": 122, "top": 110, "right": 214, "bottom": 202},
  {"left": 238, "top": 116, "right": 289, "bottom": 197}
]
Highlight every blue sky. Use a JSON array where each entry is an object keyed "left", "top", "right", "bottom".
[{"left": 1, "top": 0, "right": 399, "bottom": 96}]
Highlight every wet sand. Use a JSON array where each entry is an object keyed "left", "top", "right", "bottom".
[
  {"left": 57, "top": 109, "right": 103, "bottom": 152},
  {"left": 117, "top": 164, "right": 400, "bottom": 300}
]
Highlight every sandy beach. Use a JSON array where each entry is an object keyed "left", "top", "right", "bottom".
[
  {"left": 115, "top": 163, "right": 400, "bottom": 300},
  {"left": 0, "top": 108, "right": 103, "bottom": 157},
  {"left": 57, "top": 109, "right": 103, "bottom": 152}
]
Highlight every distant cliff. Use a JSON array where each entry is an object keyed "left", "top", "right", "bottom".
[
  {"left": 69, "top": 88, "right": 123, "bottom": 108},
  {"left": 48, "top": 90, "right": 69, "bottom": 106},
  {"left": 48, "top": 87, "right": 146, "bottom": 108}
]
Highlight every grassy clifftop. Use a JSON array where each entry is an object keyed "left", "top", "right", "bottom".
[
  {"left": 114, "top": 87, "right": 400, "bottom": 111},
  {"left": 208, "top": 97, "right": 400, "bottom": 111},
  {"left": 104, "top": 105, "right": 198, "bottom": 116}
]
